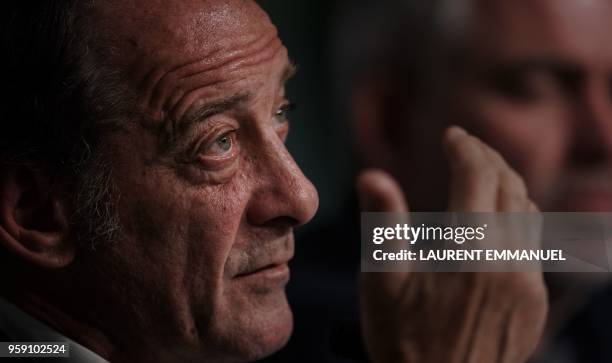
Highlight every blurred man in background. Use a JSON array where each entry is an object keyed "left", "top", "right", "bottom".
[
  {"left": 348, "top": 0, "right": 612, "bottom": 362},
  {"left": 349, "top": 0, "right": 612, "bottom": 214},
  {"left": 271, "top": 0, "right": 612, "bottom": 362}
]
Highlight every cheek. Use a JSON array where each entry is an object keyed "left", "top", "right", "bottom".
[
  {"left": 113, "top": 163, "right": 251, "bottom": 305},
  {"left": 455, "top": 90, "right": 570, "bottom": 198},
  {"left": 181, "top": 179, "right": 251, "bottom": 306}
]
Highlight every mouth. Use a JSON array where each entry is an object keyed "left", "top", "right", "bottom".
[
  {"left": 231, "top": 235, "right": 294, "bottom": 286},
  {"left": 235, "top": 262, "right": 290, "bottom": 279},
  {"left": 233, "top": 261, "right": 291, "bottom": 289}
]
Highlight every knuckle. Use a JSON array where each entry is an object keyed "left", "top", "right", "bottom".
[
  {"left": 454, "top": 156, "right": 496, "bottom": 178},
  {"left": 472, "top": 136, "right": 503, "bottom": 163},
  {"left": 460, "top": 167, "right": 497, "bottom": 190},
  {"left": 487, "top": 273, "right": 546, "bottom": 301},
  {"left": 482, "top": 142, "right": 505, "bottom": 165},
  {"left": 488, "top": 148, "right": 505, "bottom": 165},
  {"left": 500, "top": 170, "right": 528, "bottom": 198},
  {"left": 478, "top": 164, "right": 498, "bottom": 182},
  {"left": 498, "top": 190, "right": 526, "bottom": 211}
]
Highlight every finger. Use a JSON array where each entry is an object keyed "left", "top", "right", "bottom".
[
  {"left": 469, "top": 135, "right": 530, "bottom": 212},
  {"left": 443, "top": 126, "right": 499, "bottom": 212},
  {"left": 525, "top": 199, "right": 543, "bottom": 251},
  {"left": 357, "top": 170, "right": 410, "bottom": 298},
  {"left": 497, "top": 173, "right": 529, "bottom": 211},
  {"left": 357, "top": 169, "right": 409, "bottom": 213},
  {"left": 357, "top": 168, "right": 411, "bottom": 272}
]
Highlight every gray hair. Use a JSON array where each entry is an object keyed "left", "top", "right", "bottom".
[
  {"left": 1, "top": 2, "right": 135, "bottom": 250},
  {"left": 71, "top": 149, "right": 122, "bottom": 250}
]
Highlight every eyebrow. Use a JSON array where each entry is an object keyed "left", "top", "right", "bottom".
[
  {"left": 163, "top": 92, "right": 251, "bottom": 147},
  {"left": 163, "top": 61, "right": 297, "bottom": 149},
  {"left": 282, "top": 60, "right": 298, "bottom": 85},
  {"left": 182, "top": 92, "right": 251, "bottom": 128},
  {"left": 177, "top": 61, "right": 296, "bottom": 128}
]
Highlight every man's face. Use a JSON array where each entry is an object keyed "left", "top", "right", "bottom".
[
  {"left": 388, "top": 0, "right": 612, "bottom": 212},
  {"left": 450, "top": 0, "right": 612, "bottom": 211},
  {"left": 75, "top": 1, "right": 318, "bottom": 361}
]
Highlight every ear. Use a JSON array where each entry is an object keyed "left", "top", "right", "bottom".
[{"left": 0, "top": 166, "right": 74, "bottom": 269}]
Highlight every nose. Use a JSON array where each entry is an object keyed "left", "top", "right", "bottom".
[
  {"left": 246, "top": 131, "right": 319, "bottom": 229},
  {"left": 569, "top": 77, "right": 612, "bottom": 165}
]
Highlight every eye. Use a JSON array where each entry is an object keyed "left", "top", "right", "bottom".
[
  {"left": 205, "top": 131, "right": 235, "bottom": 157},
  {"left": 274, "top": 102, "right": 296, "bottom": 124},
  {"left": 487, "top": 68, "right": 563, "bottom": 104}
]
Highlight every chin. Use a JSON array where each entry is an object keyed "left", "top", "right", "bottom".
[
  {"left": 239, "top": 291, "right": 294, "bottom": 361},
  {"left": 206, "top": 288, "right": 294, "bottom": 362}
]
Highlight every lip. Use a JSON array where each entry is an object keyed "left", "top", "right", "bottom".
[{"left": 234, "top": 262, "right": 290, "bottom": 285}]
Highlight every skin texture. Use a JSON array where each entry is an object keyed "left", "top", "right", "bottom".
[
  {"left": 358, "top": 128, "right": 547, "bottom": 363},
  {"left": 0, "top": 1, "right": 318, "bottom": 362}
]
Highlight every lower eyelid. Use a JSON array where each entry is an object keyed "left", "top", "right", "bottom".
[
  {"left": 195, "top": 150, "right": 239, "bottom": 171},
  {"left": 181, "top": 157, "right": 240, "bottom": 184}
]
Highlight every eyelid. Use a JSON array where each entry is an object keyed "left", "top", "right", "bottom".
[
  {"left": 279, "top": 102, "right": 297, "bottom": 113},
  {"left": 274, "top": 101, "right": 297, "bottom": 125},
  {"left": 182, "top": 118, "right": 239, "bottom": 164},
  {"left": 204, "top": 130, "right": 236, "bottom": 155},
  {"left": 200, "top": 127, "right": 237, "bottom": 152}
]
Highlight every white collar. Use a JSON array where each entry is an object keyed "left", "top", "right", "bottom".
[{"left": 0, "top": 297, "right": 110, "bottom": 363}]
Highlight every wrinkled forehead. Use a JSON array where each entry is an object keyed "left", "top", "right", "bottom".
[
  {"left": 469, "top": 0, "right": 612, "bottom": 60},
  {"left": 89, "top": 0, "right": 279, "bottom": 67}
]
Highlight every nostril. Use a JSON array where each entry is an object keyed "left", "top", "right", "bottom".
[{"left": 264, "top": 216, "right": 299, "bottom": 229}]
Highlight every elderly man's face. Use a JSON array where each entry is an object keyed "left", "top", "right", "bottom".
[
  {"left": 450, "top": 0, "right": 612, "bottom": 211},
  {"left": 75, "top": 1, "right": 318, "bottom": 361}
]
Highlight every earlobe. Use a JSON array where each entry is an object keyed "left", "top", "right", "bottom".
[{"left": 0, "top": 167, "right": 74, "bottom": 269}]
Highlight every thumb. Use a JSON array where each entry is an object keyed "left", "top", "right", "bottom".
[
  {"left": 356, "top": 169, "right": 409, "bottom": 213},
  {"left": 357, "top": 170, "right": 413, "bottom": 363},
  {"left": 357, "top": 169, "right": 410, "bottom": 297}
]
